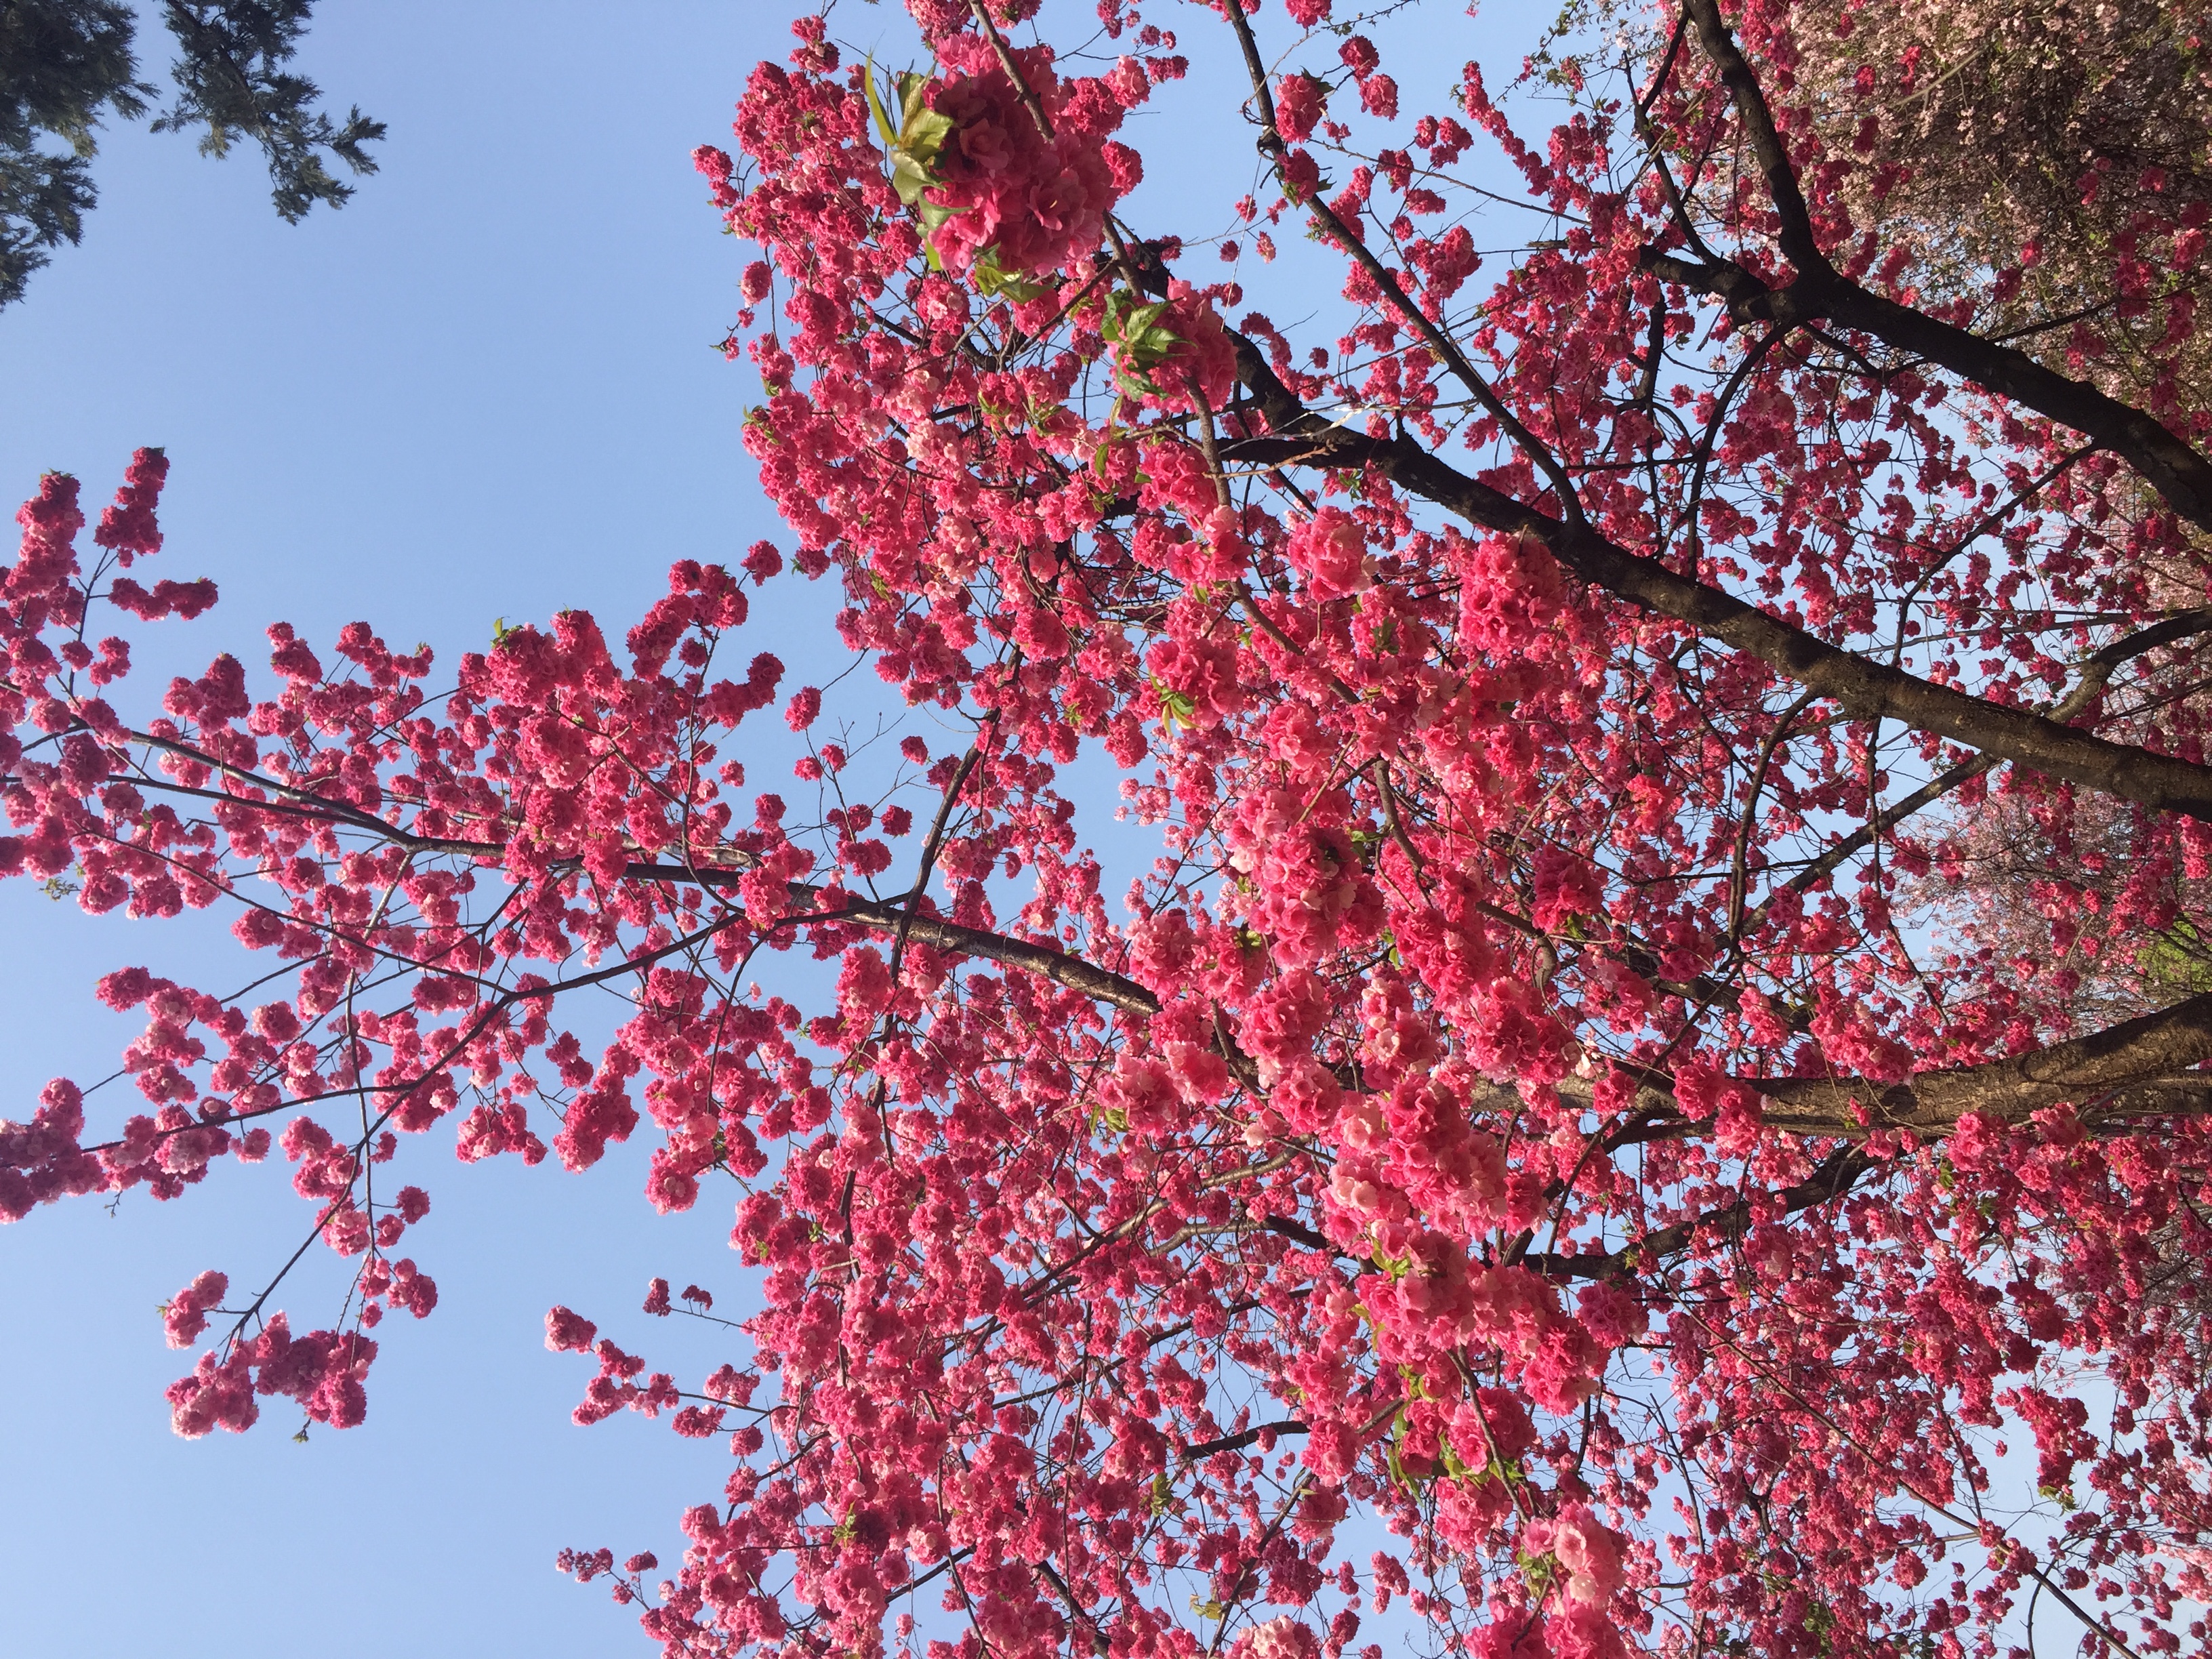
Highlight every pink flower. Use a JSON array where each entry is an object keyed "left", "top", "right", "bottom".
[
  {"left": 161, "top": 1269, "right": 228, "bottom": 1349},
  {"left": 1026, "top": 165, "right": 1094, "bottom": 234},
  {"left": 952, "top": 118, "right": 1015, "bottom": 176},
  {"left": 1274, "top": 73, "right": 1327, "bottom": 144},
  {"left": 1229, "top": 1616, "right": 1320, "bottom": 1659},
  {"left": 1533, "top": 1502, "right": 1627, "bottom": 1607},
  {"left": 1530, "top": 846, "right": 1602, "bottom": 931},
  {"left": 545, "top": 1306, "right": 599, "bottom": 1353},
  {"left": 1287, "top": 507, "right": 1370, "bottom": 599}
]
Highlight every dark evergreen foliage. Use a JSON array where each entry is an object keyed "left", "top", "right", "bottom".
[
  {"left": 149, "top": 3, "right": 382, "bottom": 224},
  {"left": 0, "top": 1, "right": 146, "bottom": 308},
  {"left": 0, "top": 0, "right": 381, "bottom": 310}
]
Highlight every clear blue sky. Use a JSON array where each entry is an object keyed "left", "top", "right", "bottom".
[{"left": 0, "top": 4, "right": 1547, "bottom": 1654}]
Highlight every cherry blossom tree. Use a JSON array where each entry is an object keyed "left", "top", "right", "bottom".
[{"left": 8, "top": 1, "right": 2212, "bottom": 1656}]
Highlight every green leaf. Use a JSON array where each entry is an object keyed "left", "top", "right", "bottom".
[
  {"left": 895, "top": 71, "right": 930, "bottom": 130},
  {"left": 1100, "top": 289, "right": 1183, "bottom": 398},
  {"left": 1101, "top": 291, "right": 1179, "bottom": 359},
  {"left": 1112, "top": 363, "right": 1163, "bottom": 399},
  {"left": 1519, "top": 1549, "right": 1561, "bottom": 1599},
  {"left": 868, "top": 60, "right": 959, "bottom": 221},
  {"left": 903, "top": 108, "right": 954, "bottom": 172},
  {"left": 970, "top": 245, "right": 1044, "bottom": 302},
  {"left": 1438, "top": 1436, "right": 1475, "bottom": 1483},
  {"left": 863, "top": 60, "right": 899, "bottom": 150},
  {"left": 895, "top": 73, "right": 951, "bottom": 165},
  {"left": 891, "top": 153, "right": 934, "bottom": 210}
]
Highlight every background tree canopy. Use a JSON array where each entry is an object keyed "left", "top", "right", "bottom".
[{"left": 0, "top": 0, "right": 380, "bottom": 308}]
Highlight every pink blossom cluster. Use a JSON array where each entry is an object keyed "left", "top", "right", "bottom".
[
  {"left": 166, "top": 1316, "right": 379, "bottom": 1436},
  {"left": 914, "top": 35, "right": 1140, "bottom": 281}
]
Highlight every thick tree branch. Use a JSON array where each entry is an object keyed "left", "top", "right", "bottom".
[
  {"left": 1523, "top": 995, "right": 2212, "bottom": 1285},
  {"left": 1568, "top": 991, "right": 2212, "bottom": 1147},
  {"left": 1522, "top": 1145, "right": 1875, "bottom": 1282},
  {"left": 1675, "top": 0, "right": 1822, "bottom": 276},
  {"left": 1182, "top": 1420, "right": 1308, "bottom": 1460},
  {"left": 1756, "top": 991, "right": 2212, "bottom": 1137},
  {"left": 1737, "top": 607, "right": 2212, "bottom": 934},
  {"left": 1229, "top": 336, "right": 2212, "bottom": 820},
  {"left": 834, "top": 889, "right": 1162, "bottom": 1012}
]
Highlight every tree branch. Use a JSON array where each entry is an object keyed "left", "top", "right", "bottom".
[
  {"left": 1229, "top": 335, "right": 2212, "bottom": 820},
  {"left": 1736, "top": 607, "right": 2212, "bottom": 935},
  {"left": 1183, "top": 1420, "right": 1308, "bottom": 1460},
  {"left": 626, "top": 863, "right": 1166, "bottom": 1017},
  {"left": 1756, "top": 991, "right": 2212, "bottom": 1137},
  {"left": 1521, "top": 1145, "right": 1875, "bottom": 1282},
  {"left": 1218, "top": 0, "right": 1590, "bottom": 520}
]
